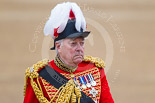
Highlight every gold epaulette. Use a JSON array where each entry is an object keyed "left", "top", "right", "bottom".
[
  {"left": 24, "top": 58, "right": 49, "bottom": 80},
  {"left": 24, "top": 58, "right": 49, "bottom": 103},
  {"left": 83, "top": 56, "right": 105, "bottom": 69}
]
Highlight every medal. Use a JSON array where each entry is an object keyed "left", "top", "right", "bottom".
[
  {"left": 87, "top": 75, "right": 92, "bottom": 86},
  {"left": 82, "top": 76, "right": 87, "bottom": 89},
  {"left": 88, "top": 74, "right": 96, "bottom": 86},
  {"left": 74, "top": 77, "right": 82, "bottom": 91},
  {"left": 79, "top": 76, "right": 87, "bottom": 89},
  {"left": 82, "top": 84, "right": 87, "bottom": 89},
  {"left": 74, "top": 77, "right": 78, "bottom": 85},
  {"left": 89, "top": 87, "right": 98, "bottom": 97},
  {"left": 84, "top": 75, "right": 91, "bottom": 88}
]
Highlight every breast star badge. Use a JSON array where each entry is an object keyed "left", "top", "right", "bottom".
[{"left": 89, "top": 87, "right": 98, "bottom": 97}]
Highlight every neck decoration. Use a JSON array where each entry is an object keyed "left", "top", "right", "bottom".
[{"left": 54, "top": 55, "right": 77, "bottom": 73}]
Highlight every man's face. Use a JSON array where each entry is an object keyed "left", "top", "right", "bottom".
[{"left": 56, "top": 37, "right": 85, "bottom": 67}]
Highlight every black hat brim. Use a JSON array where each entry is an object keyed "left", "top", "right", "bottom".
[{"left": 66, "top": 31, "right": 90, "bottom": 38}]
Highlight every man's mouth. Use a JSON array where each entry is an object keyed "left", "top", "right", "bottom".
[{"left": 74, "top": 55, "right": 83, "bottom": 59}]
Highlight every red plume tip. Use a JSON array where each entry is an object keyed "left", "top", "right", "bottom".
[
  {"left": 54, "top": 27, "right": 59, "bottom": 38},
  {"left": 69, "top": 10, "right": 75, "bottom": 20}
]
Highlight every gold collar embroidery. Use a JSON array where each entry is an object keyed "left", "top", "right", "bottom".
[{"left": 54, "top": 55, "right": 77, "bottom": 73}]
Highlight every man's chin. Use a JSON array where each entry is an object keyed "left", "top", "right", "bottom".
[{"left": 73, "top": 58, "right": 83, "bottom": 65}]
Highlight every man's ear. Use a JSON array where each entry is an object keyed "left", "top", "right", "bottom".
[{"left": 55, "top": 42, "right": 61, "bottom": 51}]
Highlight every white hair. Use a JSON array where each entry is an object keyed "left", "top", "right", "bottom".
[{"left": 55, "top": 39, "right": 64, "bottom": 54}]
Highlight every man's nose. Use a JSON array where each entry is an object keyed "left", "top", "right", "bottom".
[{"left": 76, "top": 43, "right": 84, "bottom": 51}]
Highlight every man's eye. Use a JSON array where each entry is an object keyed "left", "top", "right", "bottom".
[
  {"left": 71, "top": 42, "right": 76, "bottom": 46},
  {"left": 71, "top": 42, "right": 76, "bottom": 45},
  {"left": 80, "top": 42, "right": 84, "bottom": 46},
  {"left": 72, "top": 42, "right": 76, "bottom": 44}
]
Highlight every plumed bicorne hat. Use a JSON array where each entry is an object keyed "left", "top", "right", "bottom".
[{"left": 43, "top": 2, "right": 90, "bottom": 50}]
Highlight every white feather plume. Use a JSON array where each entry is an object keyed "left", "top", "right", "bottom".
[{"left": 44, "top": 2, "right": 86, "bottom": 39}]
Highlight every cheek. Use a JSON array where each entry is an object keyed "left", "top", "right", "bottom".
[{"left": 69, "top": 49, "right": 76, "bottom": 56}]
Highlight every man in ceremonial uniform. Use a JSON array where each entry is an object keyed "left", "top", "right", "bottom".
[{"left": 24, "top": 2, "right": 114, "bottom": 103}]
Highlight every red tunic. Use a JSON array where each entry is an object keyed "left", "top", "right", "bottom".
[{"left": 24, "top": 60, "right": 114, "bottom": 103}]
